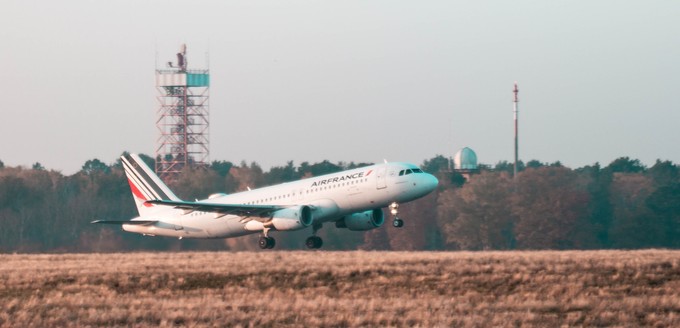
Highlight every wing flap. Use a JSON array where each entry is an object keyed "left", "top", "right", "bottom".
[{"left": 145, "top": 200, "right": 284, "bottom": 218}]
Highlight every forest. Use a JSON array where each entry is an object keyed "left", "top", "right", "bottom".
[{"left": 0, "top": 154, "right": 678, "bottom": 252}]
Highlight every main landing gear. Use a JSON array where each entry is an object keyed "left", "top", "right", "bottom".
[
  {"left": 305, "top": 236, "right": 323, "bottom": 249},
  {"left": 390, "top": 202, "right": 404, "bottom": 228},
  {"left": 258, "top": 236, "right": 275, "bottom": 249},
  {"left": 305, "top": 223, "right": 324, "bottom": 249},
  {"left": 258, "top": 228, "right": 276, "bottom": 249}
]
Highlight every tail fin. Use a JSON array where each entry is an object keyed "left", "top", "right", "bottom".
[{"left": 121, "top": 154, "right": 180, "bottom": 216}]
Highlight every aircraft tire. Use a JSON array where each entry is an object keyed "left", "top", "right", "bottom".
[
  {"left": 305, "top": 236, "right": 323, "bottom": 249},
  {"left": 259, "top": 236, "right": 276, "bottom": 249},
  {"left": 258, "top": 237, "right": 269, "bottom": 249},
  {"left": 392, "top": 219, "right": 404, "bottom": 228}
]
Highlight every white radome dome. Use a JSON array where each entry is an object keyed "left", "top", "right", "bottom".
[{"left": 454, "top": 147, "right": 478, "bottom": 170}]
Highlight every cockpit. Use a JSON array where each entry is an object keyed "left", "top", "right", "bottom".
[
  {"left": 389, "top": 164, "right": 439, "bottom": 204},
  {"left": 398, "top": 168, "right": 424, "bottom": 176}
]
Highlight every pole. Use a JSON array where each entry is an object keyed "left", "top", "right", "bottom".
[{"left": 513, "top": 82, "right": 519, "bottom": 179}]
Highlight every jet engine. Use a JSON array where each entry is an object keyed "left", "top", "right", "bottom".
[
  {"left": 335, "top": 209, "right": 384, "bottom": 231},
  {"left": 268, "top": 206, "right": 314, "bottom": 231}
]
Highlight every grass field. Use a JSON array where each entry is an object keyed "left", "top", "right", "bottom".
[{"left": 1, "top": 250, "right": 679, "bottom": 327}]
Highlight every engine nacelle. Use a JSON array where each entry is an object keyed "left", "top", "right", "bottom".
[
  {"left": 335, "top": 208, "right": 384, "bottom": 231},
  {"left": 268, "top": 206, "right": 313, "bottom": 231}
]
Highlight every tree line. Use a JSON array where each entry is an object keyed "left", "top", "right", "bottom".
[{"left": 0, "top": 154, "right": 678, "bottom": 252}]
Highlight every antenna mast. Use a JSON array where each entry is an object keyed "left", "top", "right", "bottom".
[{"left": 513, "top": 82, "right": 519, "bottom": 179}]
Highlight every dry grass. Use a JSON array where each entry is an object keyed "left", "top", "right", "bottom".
[{"left": 1, "top": 250, "right": 679, "bottom": 327}]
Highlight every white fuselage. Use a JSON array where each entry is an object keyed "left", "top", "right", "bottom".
[{"left": 123, "top": 162, "right": 438, "bottom": 238}]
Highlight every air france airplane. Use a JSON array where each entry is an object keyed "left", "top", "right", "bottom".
[{"left": 93, "top": 154, "right": 438, "bottom": 249}]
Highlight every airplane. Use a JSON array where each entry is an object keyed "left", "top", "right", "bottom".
[{"left": 93, "top": 154, "right": 438, "bottom": 249}]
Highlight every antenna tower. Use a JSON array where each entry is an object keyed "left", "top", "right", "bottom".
[
  {"left": 155, "top": 44, "right": 210, "bottom": 181},
  {"left": 513, "top": 82, "right": 519, "bottom": 179}
]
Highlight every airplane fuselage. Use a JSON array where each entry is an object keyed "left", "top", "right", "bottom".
[{"left": 123, "top": 162, "right": 438, "bottom": 238}]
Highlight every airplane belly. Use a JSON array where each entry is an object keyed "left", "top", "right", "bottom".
[
  {"left": 309, "top": 199, "right": 341, "bottom": 223},
  {"left": 123, "top": 220, "right": 192, "bottom": 238},
  {"left": 204, "top": 216, "right": 256, "bottom": 238}
]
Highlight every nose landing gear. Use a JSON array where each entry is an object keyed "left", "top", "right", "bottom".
[{"left": 389, "top": 202, "right": 404, "bottom": 228}]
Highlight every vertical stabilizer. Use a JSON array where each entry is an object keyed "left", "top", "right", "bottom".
[{"left": 121, "top": 154, "right": 181, "bottom": 216}]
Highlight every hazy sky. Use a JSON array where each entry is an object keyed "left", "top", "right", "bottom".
[{"left": 2, "top": 1, "right": 679, "bottom": 174}]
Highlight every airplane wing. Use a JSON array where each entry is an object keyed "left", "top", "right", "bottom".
[
  {"left": 145, "top": 199, "right": 285, "bottom": 218},
  {"left": 91, "top": 220, "right": 158, "bottom": 225}
]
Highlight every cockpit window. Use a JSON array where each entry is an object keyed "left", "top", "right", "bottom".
[{"left": 399, "top": 168, "right": 425, "bottom": 176}]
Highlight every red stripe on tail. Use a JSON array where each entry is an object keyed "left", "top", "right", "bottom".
[{"left": 128, "top": 179, "right": 153, "bottom": 207}]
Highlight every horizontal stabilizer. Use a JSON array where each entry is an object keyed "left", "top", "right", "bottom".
[{"left": 91, "top": 220, "right": 157, "bottom": 226}]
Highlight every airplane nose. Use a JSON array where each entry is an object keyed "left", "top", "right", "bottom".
[{"left": 425, "top": 174, "right": 439, "bottom": 191}]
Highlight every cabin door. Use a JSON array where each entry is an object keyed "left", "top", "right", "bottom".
[{"left": 376, "top": 167, "right": 387, "bottom": 189}]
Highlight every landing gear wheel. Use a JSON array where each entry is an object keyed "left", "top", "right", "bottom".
[
  {"left": 305, "top": 236, "right": 323, "bottom": 249},
  {"left": 259, "top": 236, "right": 276, "bottom": 249},
  {"left": 389, "top": 202, "right": 404, "bottom": 228}
]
